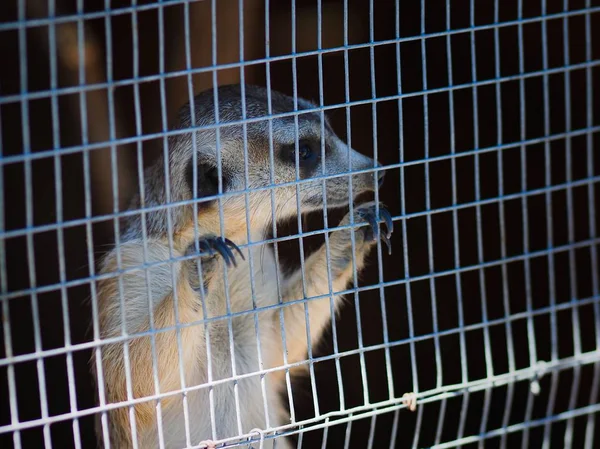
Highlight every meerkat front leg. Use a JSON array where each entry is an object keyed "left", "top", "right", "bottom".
[
  {"left": 280, "top": 201, "right": 393, "bottom": 369},
  {"left": 95, "top": 236, "right": 243, "bottom": 447}
]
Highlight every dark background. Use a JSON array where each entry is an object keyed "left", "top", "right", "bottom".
[{"left": 1, "top": 0, "right": 600, "bottom": 447}]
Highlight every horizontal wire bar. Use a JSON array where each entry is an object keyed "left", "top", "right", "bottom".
[
  {"left": 1, "top": 0, "right": 595, "bottom": 32},
  {"left": 430, "top": 404, "right": 600, "bottom": 449},
  {"left": 0, "top": 0, "right": 208, "bottom": 31},
  {"left": 1, "top": 173, "right": 598, "bottom": 303},
  {"left": 1, "top": 6, "right": 598, "bottom": 107},
  {"left": 203, "top": 351, "right": 600, "bottom": 448},
  {"left": 1, "top": 126, "right": 598, "bottom": 244},
  {"left": 2, "top": 276, "right": 598, "bottom": 388},
  {"left": 200, "top": 401, "right": 600, "bottom": 449},
  {"left": 1, "top": 59, "right": 599, "bottom": 166},
  {"left": 2, "top": 291, "right": 597, "bottom": 398},
  {"left": 2, "top": 345, "right": 598, "bottom": 439}
]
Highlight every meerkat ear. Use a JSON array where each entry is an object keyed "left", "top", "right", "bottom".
[{"left": 185, "top": 159, "right": 230, "bottom": 205}]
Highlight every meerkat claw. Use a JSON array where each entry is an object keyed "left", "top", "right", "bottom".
[
  {"left": 380, "top": 207, "right": 394, "bottom": 239},
  {"left": 224, "top": 237, "right": 246, "bottom": 261},
  {"left": 357, "top": 207, "right": 379, "bottom": 241},
  {"left": 356, "top": 205, "right": 393, "bottom": 254},
  {"left": 381, "top": 232, "right": 392, "bottom": 255},
  {"left": 215, "top": 238, "right": 236, "bottom": 267},
  {"left": 186, "top": 239, "right": 213, "bottom": 257},
  {"left": 205, "top": 238, "right": 229, "bottom": 266},
  {"left": 189, "top": 237, "right": 245, "bottom": 267}
]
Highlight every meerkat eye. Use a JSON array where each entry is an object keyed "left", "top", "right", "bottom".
[
  {"left": 282, "top": 140, "right": 319, "bottom": 169},
  {"left": 298, "top": 144, "right": 312, "bottom": 160},
  {"left": 293, "top": 140, "right": 318, "bottom": 162}
]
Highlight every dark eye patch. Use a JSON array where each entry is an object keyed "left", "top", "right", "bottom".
[
  {"left": 280, "top": 138, "right": 323, "bottom": 179},
  {"left": 185, "top": 159, "right": 230, "bottom": 206}
]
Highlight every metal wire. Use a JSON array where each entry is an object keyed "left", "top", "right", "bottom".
[{"left": 1, "top": 1, "right": 599, "bottom": 449}]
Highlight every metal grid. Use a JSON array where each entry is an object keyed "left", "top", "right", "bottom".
[{"left": 0, "top": 0, "right": 599, "bottom": 448}]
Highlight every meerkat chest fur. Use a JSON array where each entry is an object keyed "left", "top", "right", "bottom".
[
  {"left": 167, "top": 241, "right": 287, "bottom": 447},
  {"left": 199, "top": 242, "right": 283, "bottom": 374}
]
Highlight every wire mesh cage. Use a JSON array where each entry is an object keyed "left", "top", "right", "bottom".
[{"left": 1, "top": 0, "right": 599, "bottom": 448}]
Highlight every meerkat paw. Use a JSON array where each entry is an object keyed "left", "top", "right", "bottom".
[
  {"left": 352, "top": 202, "right": 394, "bottom": 254},
  {"left": 186, "top": 236, "right": 245, "bottom": 268}
]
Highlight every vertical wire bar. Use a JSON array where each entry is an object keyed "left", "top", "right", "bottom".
[
  {"left": 320, "top": 418, "right": 330, "bottom": 449},
  {"left": 583, "top": 340, "right": 599, "bottom": 446},
  {"left": 495, "top": 2, "right": 517, "bottom": 447},
  {"left": 456, "top": 393, "right": 470, "bottom": 442},
  {"left": 0, "top": 100, "right": 22, "bottom": 449},
  {"left": 561, "top": 2, "right": 583, "bottom": 446},
  {"left": 517, "top": 0, "right": 538, "bottom": 369},
  {"left": 540, "top": 1, "right": 560, "bottom": 445},
  {"left": 290, "top": 0, "right": 320, "bottom": 418},
  {"left": 585, "top": 362, "right": 600, "bottom": 449},
  {"left": 103, "top": 0, "right": 139, "bottom": 445},
  {"left": 478, "top": 380, "right": 493, "bottom": 440},
  {"left": 388, "top": 409, "right": 400, "bottom": 449},
  {"left": 343, "top": 417, "right": 353, "bottom": 449},
  {"left": 131, "top": 2, "right": 166, "bottom": 447},
  {"left": 47, "top": 1, "right": 81, "bottom": 445},
  {"left": 264, "top": 0, "right": 296, "bottom": 427},
  {"left": 583, "top": 2, "right": 600, "bottom": 446},
  {"left": 411, "top": 402, "right": 425, "bottom": 449},
  {"left": 446, "top": 4, "right": 469, "bottom": 441},
  {"left": 296, "top": 426, "right": 304, "bottom": 449},
  {"left": 236, "top": 1, "right": 272, "bottom": 431},
  {"left": 424, "top": 0, "right": 449, "bottom": 393},
  {"left": 468, "top": 2, "right": 494, "bottom": 444},
  {"left": 166, "top": 0, "right": 192, "bottom": 446},
  {"left": 434, "top": 397, "right": 448, "bottom": 445},
  {"left": 429, "top": 4, "right": 456, "bottom": 441},
  {"left": 210, "top": 0, "right": 245, "bottom": 436},
  {"left": 420, "top": 0, "right": 439, "bottom": 394},
  {"left": 469, "top": 0, "right": 494, "bottom": 380},
  {"left": 78, "top": 0, "right": 109, "bottom": 443},
  {"left": 583, "top": 2, "right": 599, "bottom": 358},
  {"left": 518, "top": 1, "right": 538, "bottom": 446},
  {"left": 156, "top": 1, "right": 196, "bottom": 442},
  {"left": 396, "top": 0, "right": 420, "bottom": 415},
  {"left": 446, "top": 0, "right": 468, "bottom": 389},
  {"left": 180, "top": 4, "right": 219, "bottom": 441},
  {"left": 540, "top": 0, "right": 558, "bottom": 362},
  {"left": 369, "top": 0, "right": 395, "bottom": 403},
  {"left": 343, "top": 0, "right": 370, "bottom": 409},
  {"left": 316, "top": 0, "right": 346, "bottom": 413},
  {"left": 18, "top": 0, "right": 52, "bottom": 446},
  {"left": 366, "top": 415, "right": 377, "bottom": 449}
]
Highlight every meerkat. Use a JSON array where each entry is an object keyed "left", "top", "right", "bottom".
[{"left": 91, "top": 84, "right": 394, "bottom": 449}]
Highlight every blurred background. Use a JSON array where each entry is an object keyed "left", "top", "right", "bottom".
[{"left": 1, "top": 0, "right": 599, "bottom": 447}]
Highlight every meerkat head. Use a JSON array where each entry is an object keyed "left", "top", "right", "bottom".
[{"left": 127, "top": 84, "right": 383, "bottom": 242}]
